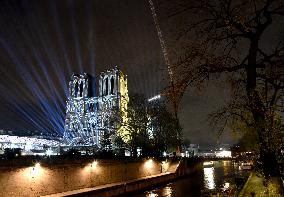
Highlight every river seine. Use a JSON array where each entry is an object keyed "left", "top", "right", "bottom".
[{"left": 131, "top": 160, "right": 250, "bottom": 197}]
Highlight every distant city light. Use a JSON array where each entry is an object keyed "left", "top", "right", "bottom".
[
  {"left": 46, "top": 149, "right": 53, "bottom": 156},
  {"left": 0, "top": 135, "right": 60, "bottom": 152},
  {"left": 216, "top": 150, "right": 231, "bottom": 158}
]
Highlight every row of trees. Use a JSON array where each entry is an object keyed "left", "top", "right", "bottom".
[
  {"left": 100, "top": 94, "right": 181, "bottom": 157},
  {"left": 161, "top": 0, "right": 283, "bottom": 177}
]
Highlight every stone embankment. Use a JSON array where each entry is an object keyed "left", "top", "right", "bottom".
[{"left": 0, "top": 157, "right": 201, "bottom": 197}]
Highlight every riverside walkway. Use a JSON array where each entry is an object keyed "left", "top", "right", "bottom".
[{"left": 239, "top": 171, "right": 283, "bottom": 197}]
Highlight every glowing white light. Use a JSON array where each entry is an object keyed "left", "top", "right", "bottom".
[
  {"left": 223, "top": 182, "right": 230, "bottom": 191},
  {"left": 147, "top": 192, "right": 158, "bottom": 197},
  {"left": 203, "top": 161, "right": 214, "bottom": 167},
  {"left": 10, "top": 143, "right": 16, "bottom": 149},
  {"left": 204, "top": 167, "right": 215, "bottom": 190},
  {"left": 162, "top": 186, "right": 172, "bottom": 196},
  {"left": 0, "top": 135, "right": 60, "bottom": 151},
  {"left": 145, "top": 159, "right": 153, "bottom": 169},
  {"left": 91, "top": 161, "right": 97, "bottom": 168},
  {"left": 46, "top": 149, "right": 53, "bottom": 156},
  {"left": 30, "top": 162, "right": 41, "bottom": 176},
  {"left": 148, "top": 94, "right": 161, "bottom": 102},
  {"left": 35, "top": 163, "right": 40, "bottom": 168},
  {"left": 125, "top": 150, "right": 131, "bottom": 156},
  {"left": 216, "top": 150, "right": 232, "bottom": 158},
  {"left": 147, "top": 117, "right": 154, "bottom": 139},
  {"left": 137, "top": 148, "right": 142, "bottom": 157}
]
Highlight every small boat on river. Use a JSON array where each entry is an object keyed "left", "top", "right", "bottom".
[
  {"left": 203, "top": 161, "right": 214, "bottom": 167},
  {"left": 239, "top": 161, "right": 253, "bottom": 170}
]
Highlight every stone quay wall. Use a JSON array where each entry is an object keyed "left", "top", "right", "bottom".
[{"left": 0, "top": 157, "right": 172, "bottom": 197}]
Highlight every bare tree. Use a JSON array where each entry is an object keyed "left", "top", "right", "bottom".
[{"left": 162, "top": 0, "right": 284, "bottom": 177}]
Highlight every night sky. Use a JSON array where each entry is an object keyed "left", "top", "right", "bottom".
[{"left": 0, "top": 0, "right": 246, "bottom": 148}]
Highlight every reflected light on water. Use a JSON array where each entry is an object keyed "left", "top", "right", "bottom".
[
  {"left": 223, "top": 160, "right": 230, "bottom": 176},
  {"left": 204, "top": 167, "right": 215, "bottom": 190},
  {"left": 162, "top": 186, "right": 172, "bottom": 196},
  {"left": 146, "top": 191, "right": 158, "bottom": 197},
  {"left": 223, "top": 182, "right": 230, "bottom": 190},
  {"left": 133, "top": 160, "right": 251, "bottom": 197},
  {"left": 145, "top": 186, "right": 172, "bottom": 197}
]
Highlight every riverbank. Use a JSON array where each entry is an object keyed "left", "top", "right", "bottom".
[
  {"left": 0, "top": 157, "right": 201, "bottom": 196},
  {"left": 42, "top": 172, "right": 176, "bottom": 197},
  {"left": 0, "top": 157, "right": 169, "bottom": 196},
  {"left": 239, "top": 171, "right": 283, "bottom": 197},
  {"left": 42, "top": 159, "right": 202, "bottom": 197},
  {"left": 124, "top": 160, "right": 250, "bottom": 197}
]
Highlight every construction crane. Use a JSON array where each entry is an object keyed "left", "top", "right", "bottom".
[{"left": 148, "top": 0, "right": 184, "bottom": 152}]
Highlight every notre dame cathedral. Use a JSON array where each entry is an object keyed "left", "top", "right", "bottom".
[{"left": 63, "top": 67, "right": 129, "bottom": 147}]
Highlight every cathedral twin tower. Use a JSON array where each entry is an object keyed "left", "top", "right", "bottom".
[{"left": 63, "top": 67, "right": 129, "bottom": 147}]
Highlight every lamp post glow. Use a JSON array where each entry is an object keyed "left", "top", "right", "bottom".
[
  {"left": 33, "top": 162, "right": 40, "bottom": 170},
  {"left": 145, "top": 159, "right": 153, "bottom": 169},
  {"left": 30, "top": 162, "right": 42, "bottom": 177},
  {"left": 90, "top": 161, "right": 97, "bottom": 168}
]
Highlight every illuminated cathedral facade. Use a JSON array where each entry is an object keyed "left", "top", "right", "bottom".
[{"left": 63, "top": 67, "right": 129, "bottom": 147}]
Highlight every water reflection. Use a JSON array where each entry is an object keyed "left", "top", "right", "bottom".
[
  {"left": 132, "top": 160, "right": 250, "bottom": 197},
  {"left": 203, "top": 167, "right": 215, "bottom": 189},
  {"left": 162, "top": 186, "right": 173, "bottom": 196},
  {"left": 202, "top": 160, "right": 250, "bottom": 193},
  {"left": 146, "top": 192, "right": 158, "bottom": 197},
  {"left": 223, "top": 182, "right": 230, "bottom": 191},
  {"left": 222, "top": 160, "right": 230, "bottom": 177},
  {"left": 145, "top": 186, "right": 173, "bottom": 197}
]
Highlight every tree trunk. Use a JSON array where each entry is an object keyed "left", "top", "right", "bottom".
[{"left": 246, "top": 38, "right": 279, "bottom": 177}]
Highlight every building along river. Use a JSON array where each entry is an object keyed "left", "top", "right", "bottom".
[{"left": 131, "top": 160, "right": 250, "bottom": 197}]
